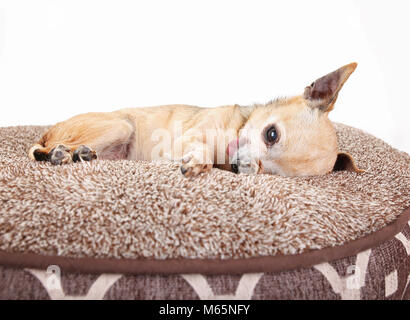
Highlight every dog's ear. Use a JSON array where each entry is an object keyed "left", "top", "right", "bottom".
[
  {"left": 333, "top": 152, "right": 364, "bottom": 173},
  {"left": 304, "top": 63, "right": 357, "bottom": 112}
]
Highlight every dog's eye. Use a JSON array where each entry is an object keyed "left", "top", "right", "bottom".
[{"left": 264, "top": 125, "right": 279, "bottom": 146}]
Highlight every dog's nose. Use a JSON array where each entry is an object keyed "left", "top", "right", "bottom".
[{"left": 231, "top": 163, "right": 239, "bottom": 174}]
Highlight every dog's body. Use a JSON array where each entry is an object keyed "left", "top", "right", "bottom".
[{"left": 29, "top": 63, "right": 362, "bottom": 177}]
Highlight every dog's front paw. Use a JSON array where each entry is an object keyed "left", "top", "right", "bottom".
[{"left": 180, "top": 154, "right": 212, "bottom": 177}]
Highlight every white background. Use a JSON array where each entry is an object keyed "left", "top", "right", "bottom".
[{"left": 0, "top": 0, "right": 409, "bottom": 153}]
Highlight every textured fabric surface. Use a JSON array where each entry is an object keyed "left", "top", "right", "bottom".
[
  {"left": 0, "top": 124, "right": 409, "bottom": 261},
  {"left": 0, "top": 222, "right": 408, "bottom": 300}
]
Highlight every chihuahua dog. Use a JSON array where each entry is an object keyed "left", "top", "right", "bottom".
[{"left": 29, "top": 63, "right": 362, "bottom": 177}]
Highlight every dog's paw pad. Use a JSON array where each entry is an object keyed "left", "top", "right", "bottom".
[
  {"left": 72, "top": 145, "right": 97, "bottom": 163},
  {"left": 49, "top": 145, "right": 72, "bottom": 165}
]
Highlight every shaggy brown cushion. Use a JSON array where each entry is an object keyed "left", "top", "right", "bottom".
[{"left": 0, "top": 123, "right": 408, "bottom": 275}]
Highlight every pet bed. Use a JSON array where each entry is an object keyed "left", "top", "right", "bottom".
[{"left": 0, "top": 123, "right": 408, "bottom": 300}]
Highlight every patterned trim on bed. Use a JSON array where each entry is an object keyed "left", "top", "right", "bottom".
[{"left": 1, "top": 222, "right": 408, "bottom": 300}]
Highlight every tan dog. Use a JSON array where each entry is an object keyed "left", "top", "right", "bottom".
[{"left": 29, "top": 63, "right": 362, "bottom": 177}]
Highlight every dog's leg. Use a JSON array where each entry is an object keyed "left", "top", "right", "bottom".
[
  {"left": 29, "top": 113, "right": 135, "bottom": 165},
  {"left": 173, "top": 134, "right": 214, "bottom": 177}
]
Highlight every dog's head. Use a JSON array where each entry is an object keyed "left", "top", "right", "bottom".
[{"left": 229, "top": 63, "right": 362, "bottom": 176}]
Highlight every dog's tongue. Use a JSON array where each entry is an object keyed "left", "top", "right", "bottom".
[{"left": 226, "top": 138, "right": 239, "bottom": 159}]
